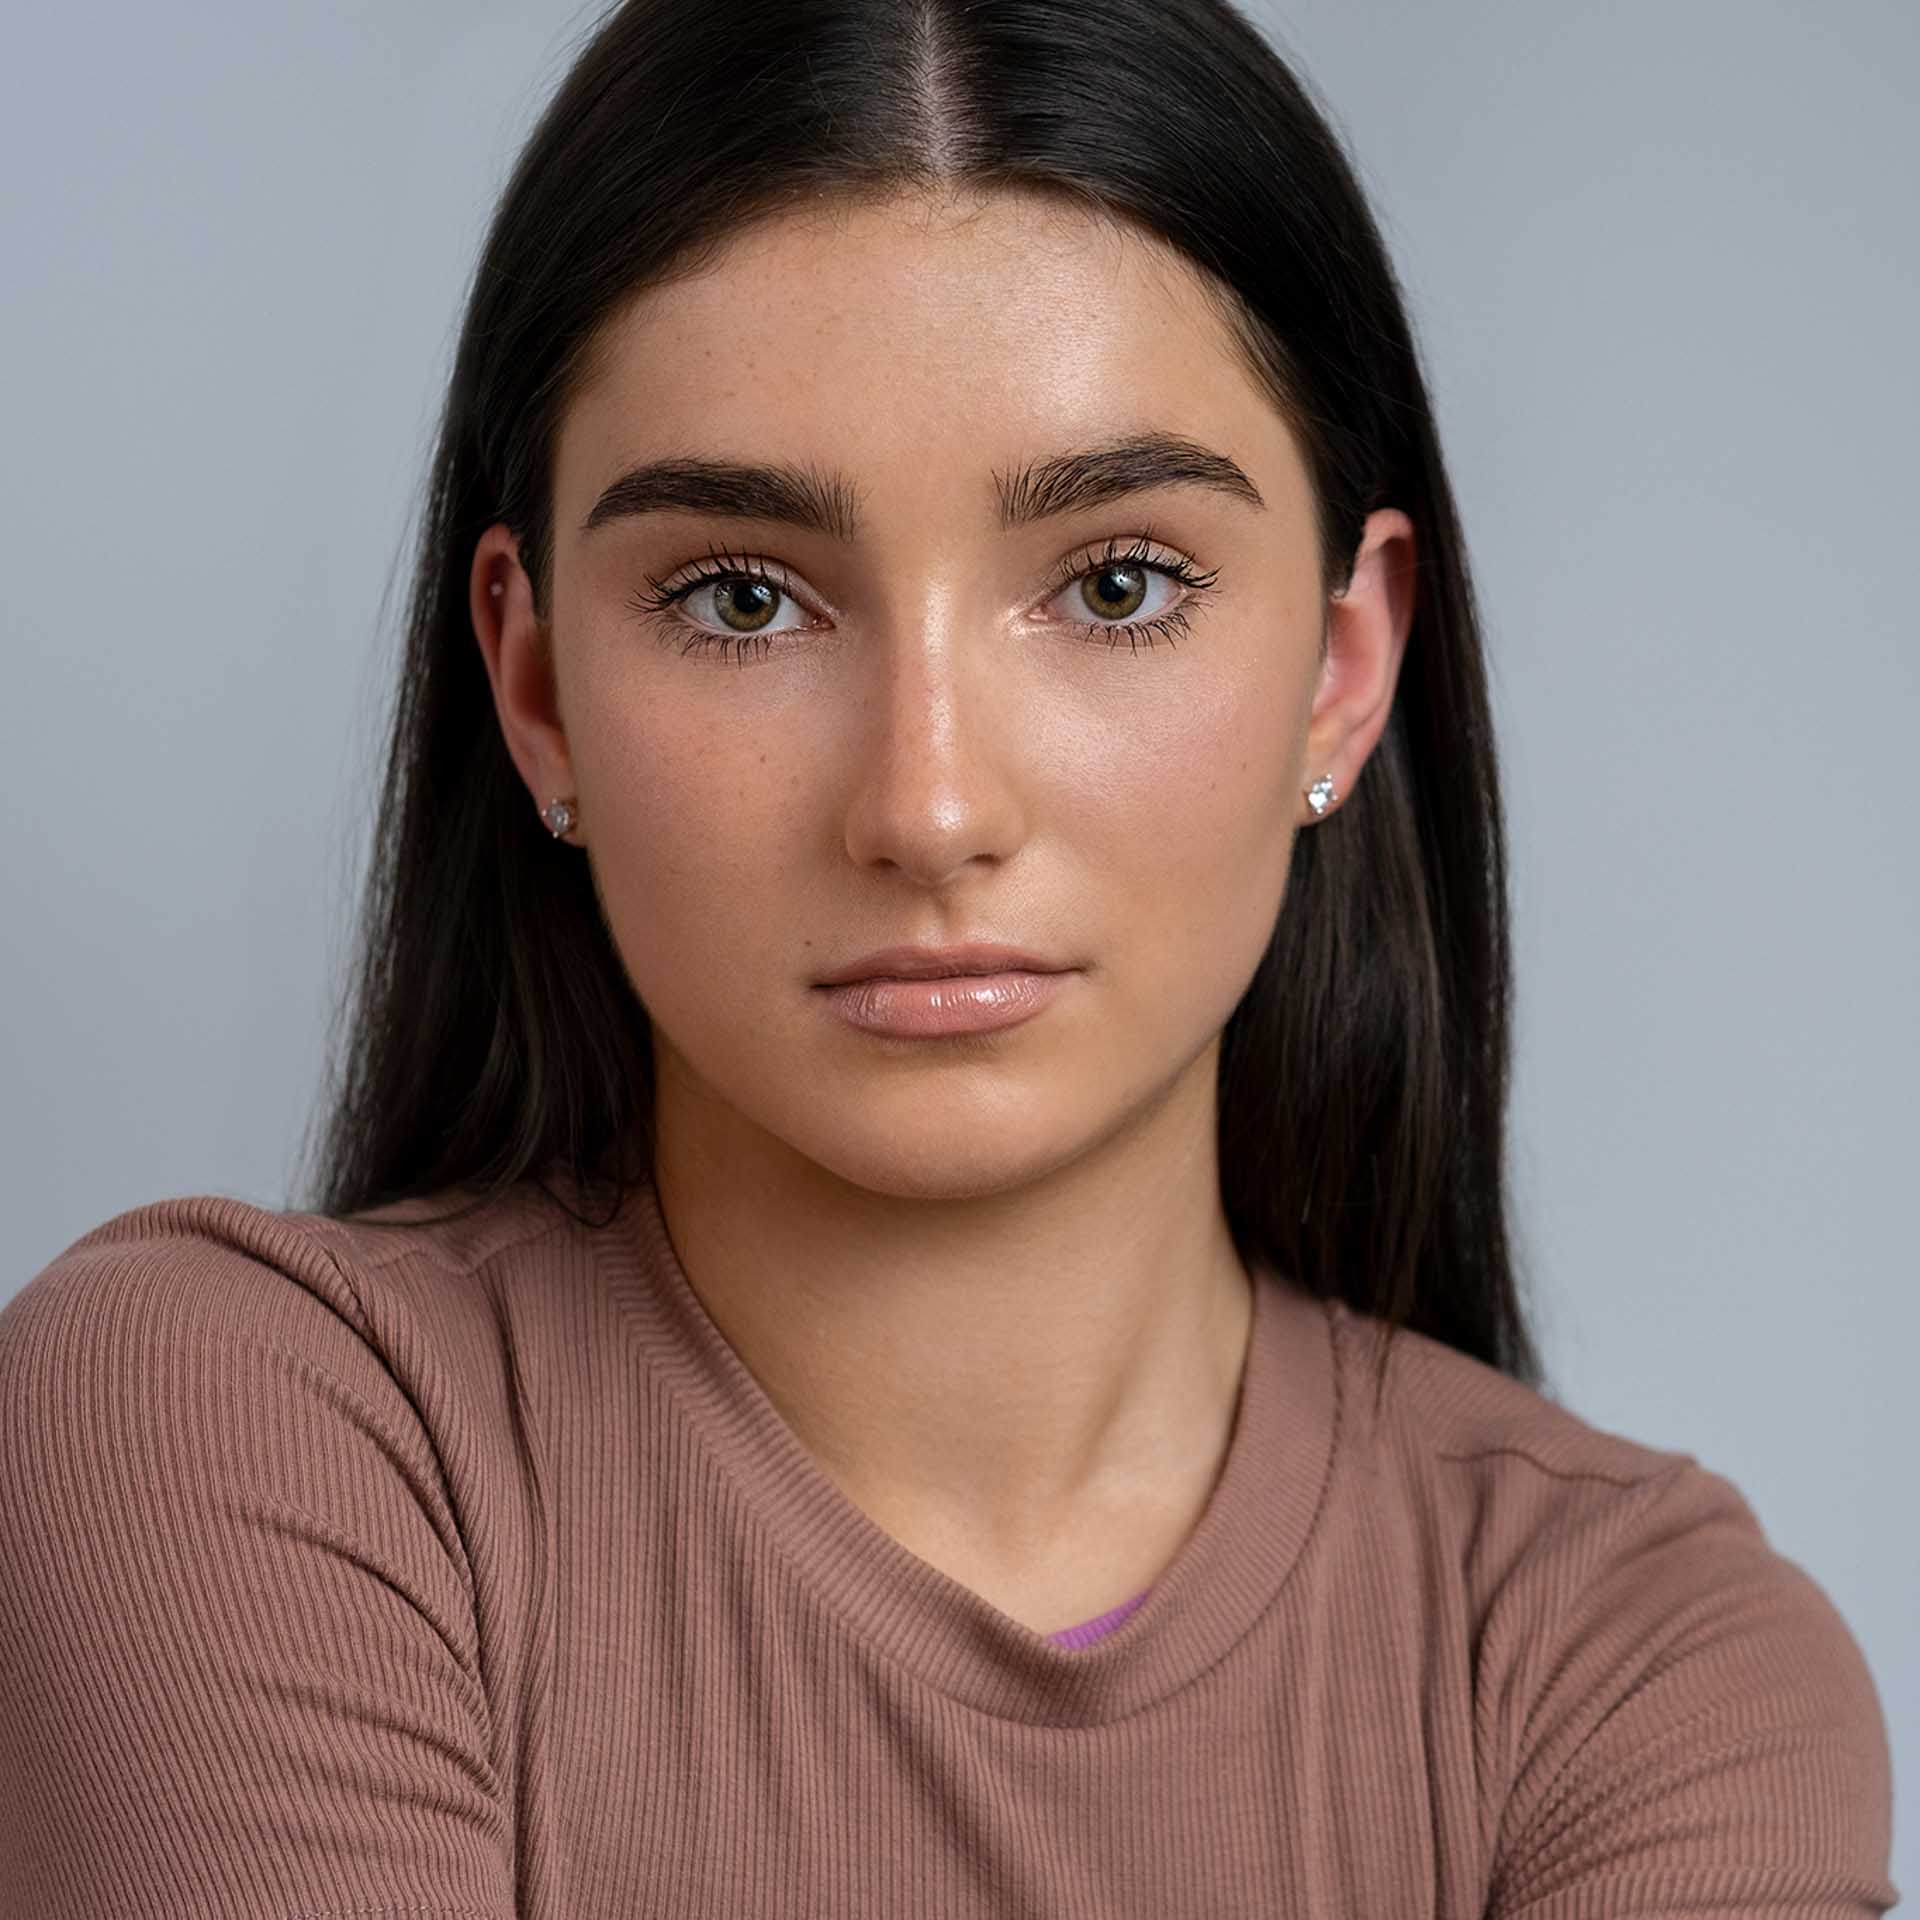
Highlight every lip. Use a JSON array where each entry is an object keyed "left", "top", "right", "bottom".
[
  {"left": 815, "top": 967, "right": 1073, "bottom": 1039},
  {"left": 813, "top": 943, "right": 1070, "bottom": 987}
]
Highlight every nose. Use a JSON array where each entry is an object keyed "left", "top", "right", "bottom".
[{"left": 837, "top": 632, "right": 1030, "bottom": 887}]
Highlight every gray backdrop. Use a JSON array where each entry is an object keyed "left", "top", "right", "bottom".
[{"left": 3, "top": 0, "right": 1912, "bottom": 1887}]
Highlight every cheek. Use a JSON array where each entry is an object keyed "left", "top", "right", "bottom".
[
  {"left": 1072, "top": 655, "right": 1301, "bottom": 887},
  {"left": 575, "top": 698, "right": 804, "bottom": 1002},
  {"left": 1065, "top": 659, "right": 1305, "bottom": 1035}
]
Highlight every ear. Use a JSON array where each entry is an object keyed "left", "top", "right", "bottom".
[
  {"left": 1300, "top": 507, "right": 1417, "bottom": 825},
  {"left": 469, "top": 524, "right": 577, "bottom": 832}
]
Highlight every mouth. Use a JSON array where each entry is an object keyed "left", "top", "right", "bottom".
[
  {"left": 812, "top": 961, "right": 1076, "bottom": 1037},
  {"left": 813, "top": 943, "right": 1071, "bottom": 987}
]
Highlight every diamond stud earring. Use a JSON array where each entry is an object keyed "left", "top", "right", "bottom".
[
  {"left": 540, "top": 797, "right": 577, "bottom": 839},
  {"left": 1305, "top": 774, "right": 1337, "bottom": 816}
]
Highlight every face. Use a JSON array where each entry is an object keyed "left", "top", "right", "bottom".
[{"left": 472, "top": 187, "right": 1413, "bottom": 1204}]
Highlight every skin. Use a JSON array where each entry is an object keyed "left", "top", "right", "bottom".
[{"left": 470, "top": 185, "right": 1414, "bottom": 1635}]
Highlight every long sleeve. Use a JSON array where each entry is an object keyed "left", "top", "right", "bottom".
[
  {"left": 0, "top": 1211, "right": 518, "bottom": 1920},
  {"left": 1483, "top": 1459, "right": 1898, "bottom": 1918}
]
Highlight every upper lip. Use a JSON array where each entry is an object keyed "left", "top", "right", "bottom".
[{"left": 815, "top": 943, "right": 1070, "bottom": 986}]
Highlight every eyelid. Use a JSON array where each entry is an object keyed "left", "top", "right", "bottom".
[
  {"left": 640, "top": 543, "right": 818, "bottom": 605},
  {"left": 1055, "top": 526, "right": 1171, "bottom": 574}
]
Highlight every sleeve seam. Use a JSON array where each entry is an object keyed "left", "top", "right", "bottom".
[{"left": 1434, "top": 1444, "right": 1693, "bottom": 1492}]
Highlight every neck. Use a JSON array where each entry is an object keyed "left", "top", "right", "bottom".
[{"left": 645, "top": 1039, "right": 1256, "bottom": 1618}]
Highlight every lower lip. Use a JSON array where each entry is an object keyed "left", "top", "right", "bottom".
[{"left": 814, "top": 969, "right": 1073, "bottom": 1038}]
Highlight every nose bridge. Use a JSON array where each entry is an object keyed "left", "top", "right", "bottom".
[
  {"left": 842, "top": 603, "right": 1026, "bottom": 879},
  {"left": 882, "top": 611, "right": 987, "bottom": 770}
]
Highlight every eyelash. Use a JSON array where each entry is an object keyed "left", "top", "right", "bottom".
[{"left": 625, "top": 532, "right": 1222, "bottom": 665}]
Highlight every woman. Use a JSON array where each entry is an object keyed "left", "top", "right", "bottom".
[{"left": 0, "top": 0, "right": 1897, "bottom": 1913}]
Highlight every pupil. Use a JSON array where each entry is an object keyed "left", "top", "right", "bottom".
[
  {"left": 1089, "top": 564, "right": 1145, "bottom": 617},
  {"left": 719, "top": 580, "right": 776, "bottom": 629}
]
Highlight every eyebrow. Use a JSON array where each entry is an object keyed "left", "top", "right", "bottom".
[{"left": 579, "top": 430, "right": 1266, "bottom": 540}]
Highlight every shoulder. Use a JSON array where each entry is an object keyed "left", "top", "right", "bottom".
[
  {"left": 1362, "top": 1307, "right": 1690, "bottom": 1488},
  {"left": 1342, "top": 1311, "right": 1898, "bottom": 1911},
  {"left": 0, "top": 1175, "right": 581, "bottom": 1632},
  {"left": 1350, "top": 1309, "right": 1750, "bottom": 1601},
  {"left": 0, "top": 1182, "right": 582, "bottom": 1581},
  {"left": 2, "top": 1194, "right": 383, "bottom": 1441},
  {"left": 4, "top": 1182, "right": 578, "bottom": 1388}
]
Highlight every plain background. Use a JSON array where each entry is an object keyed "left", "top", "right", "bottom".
[{"left": 3, "top": 0, "right": 1913, "bottom": 1889}]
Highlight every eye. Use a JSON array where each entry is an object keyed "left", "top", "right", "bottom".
[
  {"left": 626, "top": 544, "right": 816, "bottom": 661},
  {"left": 627, "top": 531, "right": 1220, "bottom": 663},
  {"left": 1040, "top": 535, "right": 1221, "bottom": 653}
]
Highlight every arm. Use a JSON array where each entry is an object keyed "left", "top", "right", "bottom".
[
  {"left": 0, "top": 1213, "right": 518, "bottom": 1919},
  {"left": 1485, "top": 1459, "right": 1899, "bottom": 1918}
]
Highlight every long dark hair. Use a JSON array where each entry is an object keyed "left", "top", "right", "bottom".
[{"left": 294, "top": 0, "right": 1547, "bottom": 1401}]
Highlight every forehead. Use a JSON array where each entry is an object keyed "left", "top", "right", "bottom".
[{"left": 554, "top": 188, "right": 1308, "bottom": 529}]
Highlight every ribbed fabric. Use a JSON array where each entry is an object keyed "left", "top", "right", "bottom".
[{"left": 0, "top": 1170, "right": 1899, "bottom": 1918}]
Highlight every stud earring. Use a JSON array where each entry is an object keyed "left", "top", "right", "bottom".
[
  {"left": 540, "top": 796, "right": 578, "bottom": 839},
  {"left": 1305, "top": 774, "right": 1337, "bottom": 817}
]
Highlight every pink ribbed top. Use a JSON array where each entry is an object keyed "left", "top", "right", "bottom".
[{"left": 0, "top": 1169, "right": 1898, "bottom": 1917}]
